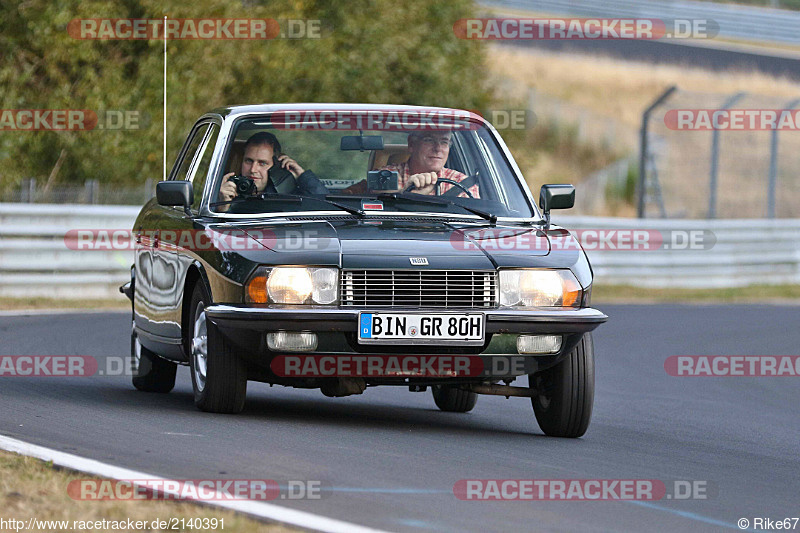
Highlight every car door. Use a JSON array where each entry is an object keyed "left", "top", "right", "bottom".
[
  {"left": 144, "top": 122, "right": 211, "bottom": 347},
  {"left": 159, "top": 120, "right": 221, "bottom": 344}
]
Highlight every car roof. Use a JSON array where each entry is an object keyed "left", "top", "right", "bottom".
[{"left": 207, "top": 103, "right": 486, "bottom": 122}]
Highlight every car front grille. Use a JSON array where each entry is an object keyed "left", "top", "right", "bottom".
[{"left": 341, "top": 270, "right": 497, "bottom": 308}]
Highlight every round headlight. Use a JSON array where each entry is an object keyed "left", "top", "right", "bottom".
[
  {"left": 267, "top": 268, "right": 313, "bottom": 304},
  {"left": 519, "top": 270, "right": 564, "bottom": 307},
  {"left": 311, "top": 268, "right": 338, "bottom": 304}
]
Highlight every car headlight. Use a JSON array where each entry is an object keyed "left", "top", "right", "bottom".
[
  {"left": 245, "top": 267, "right": 338, "bottom": 304},
  {"left": 498, "top": 269, "right": 582, "bottom": 307}
]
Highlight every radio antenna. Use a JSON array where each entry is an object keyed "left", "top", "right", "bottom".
[{"left": 162, "top": 15, "right": 167, "bottom": 181}]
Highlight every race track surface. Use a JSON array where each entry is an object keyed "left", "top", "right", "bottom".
[
  {"left": 501, "top": 39, "right": 800, "bottom": 80},
  {"left": 0, "top": 304, "right": 797, "bottom": 532}
]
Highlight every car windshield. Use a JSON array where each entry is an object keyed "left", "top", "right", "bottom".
[{"left": 210, "top": 111, "right": 536, "bottom": 219}]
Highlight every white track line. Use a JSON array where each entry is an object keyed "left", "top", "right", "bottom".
[{"left": 0, "top": 434, "right": 392, "bottom": 533}]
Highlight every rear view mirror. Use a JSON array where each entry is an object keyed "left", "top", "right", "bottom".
[
  {"left": 157, "top": 180, "right": 193, "bottom": 215},
  {"left": 539, "top": 184, "right": 575, "bottom": 227},
  {"left": 340, "top": 135, "right": 384, "bottom": 151}
]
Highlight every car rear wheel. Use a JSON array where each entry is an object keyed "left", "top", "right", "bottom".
[
  {"left": 530, "top": 333, "right": 594, "bottom": 438},
  {"left": 131, "top": 320, "right": 177, "bottom": 393},
  {"left": 432, "top": 385, "right": 478, "bottom": 412},
  {"left": 189, "top": 283, "right": 247, "bottom": 413}
]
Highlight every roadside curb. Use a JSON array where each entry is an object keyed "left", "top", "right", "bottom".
[{"left": 0, "top": 434, "right": 392, "bottom": 533}]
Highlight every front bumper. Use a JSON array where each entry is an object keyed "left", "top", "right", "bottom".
[
  {"left": 205, "top": 305, "right": 606, "bottom": 380},
  {"left": 205, "top": 305, "right": 607, "bottom": 334}
]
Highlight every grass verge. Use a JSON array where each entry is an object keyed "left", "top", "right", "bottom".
[
  {"left": 0, "top": 298, "right": 129, "bottom": 311},
  {"left": 0, "top": 448, "right": 297, "bottom": 532},
  {"left": 592, "top": 283, "right": 800, "bottom": 304}
]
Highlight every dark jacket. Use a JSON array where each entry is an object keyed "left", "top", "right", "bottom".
[{"left": 264, "top": 169, "right": 328, "bottom": 196}]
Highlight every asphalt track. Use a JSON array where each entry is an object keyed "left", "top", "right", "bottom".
[
  {"left": 0, "top": 304, "right": 798, "bottom": 532},
  {"left": 501, "top": 38, "right": 800, "bottom": 80}
]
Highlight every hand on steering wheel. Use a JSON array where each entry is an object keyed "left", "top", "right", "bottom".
[{"left": 435, "top": 178, "right": 474, "bottom": 198}]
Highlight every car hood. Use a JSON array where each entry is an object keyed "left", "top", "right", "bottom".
[{"left": 223, "top": 218, "right": 583, "bottom": 270}]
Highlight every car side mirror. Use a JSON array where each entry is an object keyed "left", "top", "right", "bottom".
[
  {"left": 539, "top": 184, "right": 575, "bottom": 228},
  {"left": 156, "top": 180, "right": 193, "bottom": 216}
]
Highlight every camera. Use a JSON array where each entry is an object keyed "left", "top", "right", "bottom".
[
  {"left": 229, "top": 175, "right": 257, "bottom": 196},
  {"left": 367, "top": 169, "right": 399, "bottom": 191}
]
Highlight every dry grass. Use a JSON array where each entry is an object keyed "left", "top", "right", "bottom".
[
  {"left": 0, "top": 449, "right": 298, "bottom": 532},
  {"left": 592, "top": 283, "right": 800, "bottom": 304},
  {"left": 0, "top": 298, "right": 128, "bottom": 311},
  {"left": 488, "top": 45, "right": 800, "bottom": 129},
  {"left": 487, "top": 46, "right": 800, "bottom": 218}
]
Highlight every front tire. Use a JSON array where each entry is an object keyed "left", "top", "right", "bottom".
[
  {"left": 189, "top": 283, "right": 247, "bottom": 413},
  {"left": 131, "top": 320, "right": 177, "bottom": 393},
  {"left": 432, "top": 385, "right": 478, "bottom": 412},
  {"left": 530, "top": 333, "right": 594, "bottom": 438}
]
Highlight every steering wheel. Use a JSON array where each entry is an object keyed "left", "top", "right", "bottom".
[{"left": 435, "top": 178, "right": 474, "bottom": 198}]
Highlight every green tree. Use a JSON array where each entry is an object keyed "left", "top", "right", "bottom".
[{"left": 0, "top": 0, "right": 488, "bottom": 192}]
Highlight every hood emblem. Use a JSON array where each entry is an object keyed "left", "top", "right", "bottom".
[{"left": 409, "top": 257, "right": 429, "bottom": 266}]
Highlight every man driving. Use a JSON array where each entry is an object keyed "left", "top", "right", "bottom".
[
  {"left": 344, "top": 130, "right": 479, "bottom": 198},
  {"left": 217, "top": 132, "right": 327, "bottom": 211}
]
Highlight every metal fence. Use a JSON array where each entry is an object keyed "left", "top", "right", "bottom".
[
  {"left": 484, "top": 0, "right": 800, "bottom": 45},
  {"left": 638, "top": 87, "right": 800, "bottom": 219},
  {"left": 0, "top": 204, "right": 140, "bottom": 299},
  {"left": 1, "top": 203, "right": 798, "bottom": 299},
  {"left": 2, "top": 179, "right": 155, "bottom": 205}
]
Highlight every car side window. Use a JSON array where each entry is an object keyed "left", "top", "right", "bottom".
[
  {"left": 173, "top": 123, "right": 210, "bottom": 181},
  {"left": 188, "top": 124, "right": 220, "bottom": 209}
]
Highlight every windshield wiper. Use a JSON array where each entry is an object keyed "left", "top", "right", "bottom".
[
  {"left": 309, "top": 194, "right": 365, "bottom": 216},
  {"left": 376, "top": 192, "right": 497, "bottom": 224}
]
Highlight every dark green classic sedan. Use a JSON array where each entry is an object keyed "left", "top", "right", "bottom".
[{"left": 122, "top": 104, "right": 607, "bottom": 438}]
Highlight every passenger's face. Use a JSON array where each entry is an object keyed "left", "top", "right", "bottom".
[
  {"left": 241, "top": 143, "right": 274, "bottom": 193},
  {"left": 408, "top": 133, "right": 452, "bottom": 173}
]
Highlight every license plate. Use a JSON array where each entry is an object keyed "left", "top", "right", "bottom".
[{"left": 358, "top": 313, "right": 485, "bottom": 345}]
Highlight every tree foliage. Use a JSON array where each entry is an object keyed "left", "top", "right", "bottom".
[{"left": 0, "top": 0, "right": 488, "bottom": 188}]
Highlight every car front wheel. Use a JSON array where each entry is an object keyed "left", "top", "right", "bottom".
[
  {"left": 529, "top": 333, "right": 594, "bottom": 438},
  {"left": 189, "top": 283, "right": 247, "bottom": 413}
]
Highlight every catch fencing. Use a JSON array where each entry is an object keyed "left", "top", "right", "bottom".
[{"left": 638, "top": 87, "right": 800, "bottom": 219}]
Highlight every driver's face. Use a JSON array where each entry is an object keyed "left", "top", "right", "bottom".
[
  {"left": 408, "top": 133, "right": 451, "bottom": 173},
  {"left": 241, "top": 143, "right": 274, "bottom": 193}
]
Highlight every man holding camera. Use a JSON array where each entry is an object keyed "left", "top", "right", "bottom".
[
  {"left": 216, "top": 132, "right": 327, "bottom": 211},
  {"left": 345, "top": 131, "right": 479, "bottom": 198}
]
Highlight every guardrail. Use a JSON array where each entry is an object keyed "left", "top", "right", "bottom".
[
  {"left": 1, "top": 203, "right": 798, "bottom": 299},
  {"left": 483, "top": 0, "right": 800, "bottom": 45},
  {"left": 0, "top": 204, "right": 140, "bottom": 299}
]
